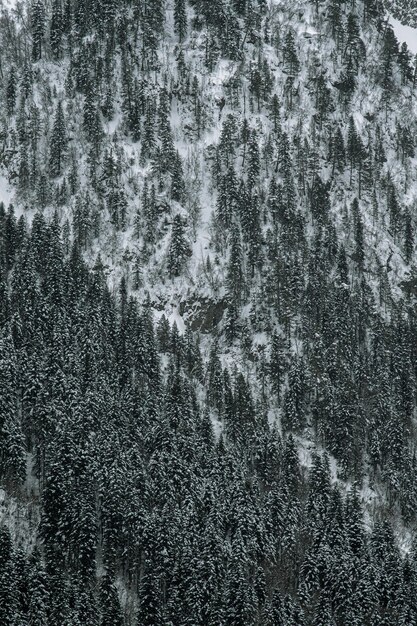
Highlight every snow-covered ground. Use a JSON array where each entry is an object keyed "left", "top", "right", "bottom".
[
  {"left": 389, "top": 15, "right": 417, "bottom": 54},
  {"left": 0, "top": 0, "right": 18, "bottom": 10},
  {"left": 0, "top": 174, "right": 14, "bottom": 208}
]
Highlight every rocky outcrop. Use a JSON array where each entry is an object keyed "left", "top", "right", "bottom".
[{"left": 180, "top": 297, "right": 228, "bottom": 332}]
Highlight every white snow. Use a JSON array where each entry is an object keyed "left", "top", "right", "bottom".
[
  {"left": 167, "top": 305, "right": 186, "bottom": 333},
  {"left": 1, "top": 0, "right": 19, "bottom": 10},
  {"left": 0, "top": 174, "right": 14, "bottom": 209},
  {"left": 389, "top": 16, "right": 417, "bottom": 55}
]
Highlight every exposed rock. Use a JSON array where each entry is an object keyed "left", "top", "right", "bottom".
[
  {"left": 400, "top": 276, "right": 417, "bottom": 296},
  {"left": 180, "top": 297, "right": 227, "bottom": 332}
]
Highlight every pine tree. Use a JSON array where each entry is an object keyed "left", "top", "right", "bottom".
[
  {"left": 0, "top": 526, "right": 17, "bottom": 626},
  {"left": 387, "top": 184, "right": 401, "bottom": 239},
  {"left": 171, "top": 151, "right": 185, "bottom": 203},
  {"left": 0, "top": 329, "right": 26, "bottom": 482},
  {"left": 28, "top": 549, "right": 49, "bottom": 626},
  {"left": 225, "top": 532, "right": 256, "bottom": 625},
  {"left": 174, "top": 0, "right": 187, "bottom": 42},
  {"left": 345, "top": 12, "right": 363, "bottom": 69},
  {"left": 206, "top": 341, "right": 223, "bottom": 412},
  {"left": 247, "top": 130, "right": 260, "bottom": 189},
  {"left": 49, "top": 101, "right": 67, "bottom": 177},
  {"left": 21, "top": 59, "right": 33, "bottom": 99},
  {"left": 13, "top": 547, "right": 29, "bottom": 625},
  {"left": 83, "top": 85, "right": 101, "bottom": 145},
  {"left": 380, "top": 27, "right": 398, "bottom": 115},
  {"left": 226, "top": 223, "right": 244, "bottom": 308},
  {"left": 283, "top": 30, "right": 300, "bottom": 76},
  {"left": 249, "top": 63, "right": 263, "bottom": 112},
  {"left": 283, "top": 356, "right": 307, "bottom": 432},
  {"left": 347, "top": 116, "right": 359, "bottom": 182},
  {"left": 50, "top": 0, "right": 64, "bottom": 60},
  {"left": 31, "top": 0, "right": 45, "bottom": 62},
  {"left": 404, "top": 211, "right": 414, "bottom": 264},
  {"left": 352, "top": 199, "right": 365, "bottom": 271},
  {"left": 399, "top": 42, "right": 412, "bottom": 84},
  {"left": 6, "top": 66, "right": 17, "bottom": 117},
  {"left": 330, "top": 126, "right": 346, "bottom": 175},
  {"left": 157, "top": 88, "right": 176, "bottom": 174},
  {"left": 269, "top": 94, "right": 281, "bottom": 134},
  {"left": 310, "top": 175, "right": 330, "bottom": 224},
  {"left": 77, "top": 584, "right": 99, "bottom": 625},
  {"left": 100, "top": 573, "right": 123, "bottom": 626},
  {"left": 269, "top": 331, "right": 287, "bottom": 399},
  {"left": 137, "top": 563, "right": 163, "bottom": 626},
  {"left": 168, "top": 215, "right": 191, "bottom": 277}
]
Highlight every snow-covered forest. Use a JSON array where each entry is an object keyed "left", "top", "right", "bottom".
[
  {"left": 386, "top": 0, "right": 417, "bottom": 28},
  {"left": 1, "top": 0, "right": 417, "bottom": 623}
]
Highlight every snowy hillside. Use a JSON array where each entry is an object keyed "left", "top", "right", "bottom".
[
  {"left": 1, "top": 0, "right": 417, "bottom": 624},
  {"left": 390, "top": 15, "right": 417, "bottom": 53},
  {"left": 386, "top": 0, "right": 417, "bottom": 27}
]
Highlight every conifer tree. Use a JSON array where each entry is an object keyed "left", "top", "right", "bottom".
[
  {"left": 0, "top": 330, "right": 26, "bottom": 482},
  {"left": 49, "top": 101, "right": 67, "bottom": 178},
  {"left": 283, "top": 30, "right": 300, "bottom": 76},
  {"left": 168, "top": 215, "right": 191, "bottom": 277},
  {"left": 50, "top": 0, "right": 64, "bottom": 60},
  {"left": 171, "top": 151, "right": 186, "bottom": 203},
  {"left": 404, "top": 211, "right": 414, "bottom": 264},
  {"left": 28, "top": 549, "right": 49, "bottom": 626},
  {"left": 31, "top": 0, "right": 45, "bottom": 62},
  {"left": 0, "top": 526, "right": 16, "bottom": 626},
  {"left": 226, "top": 223, "right": 244, "bottom": 308},
  {"left": 6, "top": 66, "right": 17, "bottom": 117},
  {"left": 98, "top": 573, "right": 123, "bottom": 626},
  {"left": 174, "top": 0, "right": 187, "bottom": 42},
  {"left": 137, "top": 563, "right": 163, "bottom": 626}
]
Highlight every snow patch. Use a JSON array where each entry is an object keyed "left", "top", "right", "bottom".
[
  {"left": 0, "top": 174, "right": 15, "bottom": 209},
  {"left": 389, "top": 15, "right": 417, "bottom": 55}
]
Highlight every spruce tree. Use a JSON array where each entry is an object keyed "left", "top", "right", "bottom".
[
  {"left": 31, "top": 0, "right": 45, "bottom": 62},
  {"left": 174, "top": 0, "right": 187, "bottom": 42},
  {"left": 168, "top": 215, "right": 191, "bottom": 277},
  {"left": 50, "top": 0, "right": 64, "bottom": 60},
  {"left": 100, "top": 573, "right": 123, "bottom": 626},
  {"left": 6, "top": 66, "right": 17, "bottom": 117},
  {"left": 49, "top": 101, "right": 67, "bottom": 178}
]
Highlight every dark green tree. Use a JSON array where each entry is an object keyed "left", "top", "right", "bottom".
[
  {"left": 31, "top": 0, "right": 45, "bottom": 62},
  {"left": 49, "top": 101, "right": 67, "bottom": 177},
  {"left": 174, "top": 0, "right": 187, "bottom": 42},
  {"left": 168, "top": 215, "right": 191, "bottom": 277}
]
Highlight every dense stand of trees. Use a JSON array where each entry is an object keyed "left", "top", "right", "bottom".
[
  {"left": 386, "top": 0, "right": 417, "bottom": 28},
  {"left": 1, "top": 214, "right": 417, "bottom": 624},
  {"left": 0, "top": 0, "right": 417, "bottom": 623}
]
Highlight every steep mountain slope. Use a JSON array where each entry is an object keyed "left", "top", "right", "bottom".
[
  {"left": 386, "top": 0, "right": 417, "bottom": 27},
  {"left": 1, "top": 0, "right": 417, "bottom": 624},
  {"left": 389, "top": 16, "right": 417, "bottom": 55}
]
